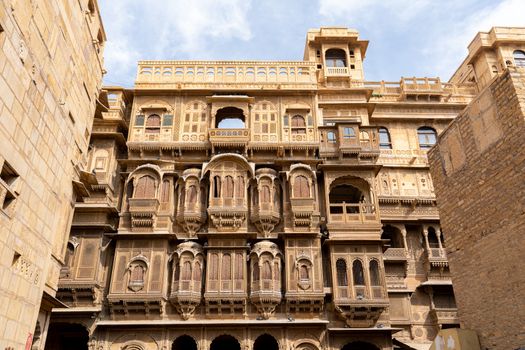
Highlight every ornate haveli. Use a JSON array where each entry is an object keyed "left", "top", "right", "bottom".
[{"left": 41, "top": 26, "right": 525, "bottom": 350}]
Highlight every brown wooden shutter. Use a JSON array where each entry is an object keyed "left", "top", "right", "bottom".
[{"left": 77, "top": 241, "right": 97, "bottom": 279}]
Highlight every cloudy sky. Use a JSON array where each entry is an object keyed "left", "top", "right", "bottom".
[{"left": 99, "top": 0, "right": 524, "bottom": 87}]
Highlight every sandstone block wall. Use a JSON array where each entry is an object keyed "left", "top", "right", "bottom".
[
  {"left": 429, "top": 68, "right": 525, "bottom": 350},
  {"left": 0, "top": 0, "right": 104, "bottom": 348}
]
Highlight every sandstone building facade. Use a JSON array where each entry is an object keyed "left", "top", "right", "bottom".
[
  {"left": 0, "top": 0, "right": 105, "bottom": 348},
  {"left": 429, "top": 27, "right": 525, "bottom": 350},
  {"left": 41, "top": 27, "right": 488, "bottom": 350}
]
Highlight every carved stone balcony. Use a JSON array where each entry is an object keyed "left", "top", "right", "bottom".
[
  {"left": 169, "top": 289, "right": 202, "bottom": 320},
  {"left": 328, "top": 203, "right": 380, "bottom": 225},
  {"left": 334, "top": 286, "right": 389, "bottom": 327},
  {"left": 325, "top": 66, "right": 349, "bottom": 77},
  {"left": 250, "top": 203, "right": 280, "bottom": 237},
  {"left": 290, "top": 198, "right": 319, "bottom": 229},
  {"left": 57, "top": 281, "right": 103, "bottom": 308},
  {"left": 176, "top": 205, "right": 207, "bottom": 237},
  {"left": 250, "top": 280, "right": 282, "bottom": 319},
  {"left": 128, "top": 198, "right": 160, "bottom": 228},
  {"left": 208, "top": 197, "right": 248, "bottom": 232},
  {"left": 209, "top": 128, "right": 250, "bottom": 152},
  {"left": 338, "top": 127, "right": 380, "bottom": 159},
  {"left": 383, "top": 247, "right": 409, "bottom": 262},
  {"left": 427, "top": 248, "right": 448, "bottom": 266},
  {"left": 430, "top": 307, "right": 459, "bottom": 325}
]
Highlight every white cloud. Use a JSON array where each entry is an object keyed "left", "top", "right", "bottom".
[
  {"left": 319, "top": 0, "right": 432, "bottom": 23},
  {"left": 100, "top": 0, "right": 253, "bottom": 86},
  {"left": 424, "top": 0, "right": 525, "bottom": 79}
]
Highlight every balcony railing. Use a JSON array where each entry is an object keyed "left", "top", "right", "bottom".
[
  {"left": 364, "top": 79, "right": 477, "bottom": 102},
  {"left": 326, "top": 67, "right": 349, "bottom": 76},
  {"left": 328, "top": 203, "right": 379, "bottom": 224},
  {"left": 383, "top": 247, "right": 408, "bottom": 261},
  {"left": 136, "top": 61, "right": 317, "bottom": 86},
  {"left": 128, "top": 198, "right": 160, "bottom": 214},
  {"left": 209, "top": 128, "right": 250, "bottom": 145}
]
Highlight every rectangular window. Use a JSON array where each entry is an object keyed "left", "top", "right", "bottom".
[
  {"left": 135, "top": 115, "right": 145, "bottom": 126},
  {"left": 94, "top": 157, "right": 106, "bottom": 170},
  {"left": 162, "top": 114, "right": 173, "bottom": 126},
  {"left": 327, "top": 131, "right": 336, "bottom": 143},
  {"left": 343, "top": 127, "right": 356, "bottom": 139}
]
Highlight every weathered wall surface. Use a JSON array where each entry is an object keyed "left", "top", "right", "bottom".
[
  {"left": 429, "top": 68, "right": 525, "bottom": 350},
  {"left": 0, "top": 0, "right": 104, "bottom": 348}
]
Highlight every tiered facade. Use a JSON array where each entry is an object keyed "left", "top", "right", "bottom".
[{"left": 47, "top": 28, "right": 479, "bottom": 350}]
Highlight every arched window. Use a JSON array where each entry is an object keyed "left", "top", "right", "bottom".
[
  {"left": 222, "top": 254, "right": 231, "bottom": 279},
  {"left": 161, "top": 180, "right": 170, "bottom": 203},
  {"left": 261, "top": 185, "right": 271, "bottom": 203},
  {"left": 261, "top": 261, "right": 272, "bottom": 280},
  {"left": 130, "top": 264, "right": 145, "bottom": 284},
  {"left": 325, "top": 48, "right": 347, "bottom": 67},
  {"left": 145, "top": 114, "right": 161, "bottom": 133},
  {"left": 213, "top": 176, "right": 221, "bottom": 197},
  {"left": 427, "top": 227, "right": 439, "bottom": 248},
  {"left": 224, "top": 176, "right": 234, "bottom": 198},
  {"left": 187, "top": 185, "right": 197, "bottom": 205},
  {"left": 369, "top": 260, "right": 381, "bottom": 286},
  {"left": 291, "top": 115, "right": 306, "bottom": 134},
  {"left": 236, "top": 176, "right": 244, "bottom": 198},
  {"left": 193, "top": 262, "right": 202, "bottom": 282},
  {"left": 299, "top": 265, "right": 309, "bottom": 280},
  {"left": 336, "top": 259, "right": 348, "bottom": 286},
  {"left": 135, "top": 175, "right": 156, "bottom": 199},
  {"left": 343, "top": 127, "right": 356, "bottom": 140},
  {"left": 181, "top": 261, "right": 192, "bottom": 281},
  {"left": 514, "top": 50, "right": 525, "bottom": 67},
  {"left": 417, "top": 127, "right": 437, "bottom": 150},
  {"left": 210, "top": 253, "right": 219, "bottom": 280},
  {"left": 378, "top": 127, "right": 392, "bottom": 149},
  {"left": 352, "top": 260, "right": 365, "bottom": 285},
  {"left": 327, "top": 131, "right": 336, "bottom": 143},
  {"left": 235, "top": 253, "right": 244, "bottom": 279},
  {"left": 293, "top": 175, "right": 310, "bottom": 198},
  {"left": 253, "top": 262, "right": 260, "bottom": 281}
]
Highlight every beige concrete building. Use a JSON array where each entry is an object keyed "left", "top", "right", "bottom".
[
  {"left": 0, "top": 0, "right": 105, "bottom": 348},
  {"left": 42, "top": 27, "right": 489, "bottom": 350},
  {"left": 429, "top": 27, "right": 525, "bottom": 350}
]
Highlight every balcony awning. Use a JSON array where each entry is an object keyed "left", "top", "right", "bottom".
[{"left": 420, "top": 279, "right": 453, "bottom": 286}]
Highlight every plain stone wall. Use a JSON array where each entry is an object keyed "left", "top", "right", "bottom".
[
  {"left": 0, "top": 0, "right": 104, "bottom": 348},
  {"left": 429, "top": 68, "right": 525, "bottom": 350}
]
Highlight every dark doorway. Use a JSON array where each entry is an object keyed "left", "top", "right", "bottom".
[
  {"left": 254, "top": 334, "right": 279, "bottom": 350},
  {"left": 44, "top": 323, "right": 88, "bottom": 350},
  {"left": 172, "top": 335, "right": 197, "bottom": 350},
  {"left": 342, "top": 341, "right": 380, "bottom": 350},
  {"left": 210, "top": 335, "right": 240, "bottom": 350}
]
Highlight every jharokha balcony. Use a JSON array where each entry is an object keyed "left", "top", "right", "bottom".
[
  {"left": 128, "top": 198, "right": 160, "bottom": 228},
  {"left": 329, "top": 202, "right": 379, "bottom": 224}
]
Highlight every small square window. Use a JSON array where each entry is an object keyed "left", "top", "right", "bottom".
[
  {"left": 0, "top": 161, "right": 19, "bottom": 217},
  {"left": 162, "top": 114, "right": 173, "bottom": 126},
  {"left": 135, "top": 115, "right": 145, "bottom": 126}
]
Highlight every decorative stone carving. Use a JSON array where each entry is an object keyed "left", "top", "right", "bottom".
[
  {"left": 249, "top": 241, "right": 282, "bottom": 319},
  {"left": 176, "top": 169, "right": 207, "bottom": 237},
  {"left": 250, "top": 168, "right": 280, "bottom": 237},
  {"left": 169, "top": 242, "right": 205, "bottom": 319}
]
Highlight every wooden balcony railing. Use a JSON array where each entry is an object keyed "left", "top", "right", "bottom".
[{"left": 328, "top": 203, "right": 379, "bottom": 224}]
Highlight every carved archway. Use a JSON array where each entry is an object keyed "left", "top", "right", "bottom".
[
  {"left": 210, "top": 335, "right": 240, "bottom": 350},
  {"left": 254, "top": 334, "right": 279, "bottom": 350},
  {"left": 172, "top": 335, "right": 197, "bottom": 350}
]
